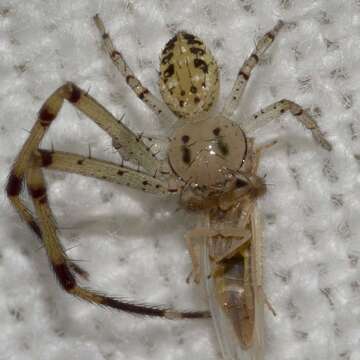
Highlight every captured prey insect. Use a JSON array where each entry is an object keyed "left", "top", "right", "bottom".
[{"left": 6, "top": 14, "right": 332, "bottom": 359}]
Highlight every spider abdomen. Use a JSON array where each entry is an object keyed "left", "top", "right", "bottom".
[{"left": 159, "top": 32, "right": 219, "bottom": 120}]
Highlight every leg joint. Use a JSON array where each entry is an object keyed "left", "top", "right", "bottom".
[{"left": 64, "top": 82, "right": 82, "bottom": 103}]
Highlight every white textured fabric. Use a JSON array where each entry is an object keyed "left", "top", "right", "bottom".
[{"left": 1, "top": 1, "right": 359, "bottom": 359}]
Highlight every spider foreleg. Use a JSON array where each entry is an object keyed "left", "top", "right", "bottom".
[
  {"left": 93, "top": 14, "right": 175, "bottom": 126},
  {"left": 24, "top": 158, "right": 208, "bottom": 319},
  {"left": 36, "top": 149, "right": 178, "bottom": 195}
]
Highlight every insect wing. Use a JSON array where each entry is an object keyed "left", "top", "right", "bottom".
[{"left": 201, "top": 209, "right": 264, "bottom": 360}]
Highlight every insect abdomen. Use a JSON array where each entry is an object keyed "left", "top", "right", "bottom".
[{"left": 159, "top": 32, "right": 219, "bottom": 119}]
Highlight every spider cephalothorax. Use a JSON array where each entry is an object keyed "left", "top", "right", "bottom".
[{"left": 168, "top": 115, "right": 248, "bottom": 189}]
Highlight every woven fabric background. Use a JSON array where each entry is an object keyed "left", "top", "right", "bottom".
[{"left": 1, "top": 1, "right": 359, "bottom": 359}]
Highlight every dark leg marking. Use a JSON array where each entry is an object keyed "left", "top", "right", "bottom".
[
  {"left": 239, "top": 71, "right": 250, "bottom": 80},
  {"left": 102, "top": 297, "right": 166, "bottom": 317},
  {"left": 6, "top": 173, "right": 23, "bottom": 197},
  {"left": 28, "top": 187, "right": 47, "bottom": 203},
  {"left": 265, "top": 31, "right": 275, "bottom": 40},
  {"left": 40, "top": 150, "right": 53, "bottom": 167},
  {"left": 68, "top": 84, "right": 82, "bottom": 103},
  {"left": 39, "top": 107, "right": 56, "bottom": 126},
  {"left": 251, "top": 54, "right": 259, "bottom": 63},
  {"left": 28, "top": 220, "right": 42, "bottom": 238},
  {"left": 52, "top": 263, "right": 76, "bottom": 291},
  {"left": 139, "top": 89, "right": 150, "bottom": 100},
  {"left": 111, "top": 50, "right": 121, "bottom": 59}
]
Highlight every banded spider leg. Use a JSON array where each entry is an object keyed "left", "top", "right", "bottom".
[{"left": 6, "top": 82, "right": 208, "bottom": 319}]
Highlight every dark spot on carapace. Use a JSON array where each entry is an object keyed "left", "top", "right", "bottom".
[
  {"left": 217, "top": 140, "right": 229, "bottom": 156},
  {"left": 102, "top": 33, "right": 109, "bottom": 39},
  {"left": 77, "top": 159, "right": 84, "bottom": 165},
  {"left": 294, "top": 109, "right": 304, "bottom": 116},
  {"left": 280, "top": 109, "right": 285, "bottom": 114},
  {"left": 190, "top": 86, "right": 197, "bottom": 94},
  {"left": 164, "top": 64, "right": 175, "bottom": 78},
  {"left": 142, "top": 180, "right": 148, "bottom": 186},
  {"left": 194, "top": 58, "right": 208, "bottom": 73},
  {"left": 155, "top": 184, "right": 161, "bottom": 189},
  {"left": 179, "top": 100, "right": 184, "bottom": 107},
  {"left": 182, "top": 32, "right": 203, "bottom": 46},
  {"left": 213, "top": 127, "right": 221, "bottom": 136},
  {"left": 181, "top": 90, "right": 185, "bottom": 96},
  {"left": 68, "top": 85, "right": 81, "bottom": 103},
  {"left": 190, "top": 47, "right": 205, "bottom": 56},
  {"left": 161, "top": 52, "right": 174, "bottom": 64},
  {"left": 6, "top": 173, "right": 22, "bottom": 197},
  {"left": 194, "top": 96, "right": 201, "bottom": 103},
  {"left": 182, "top": 146, "right": 191, "bottom": 164},
  {"left": 181, "top": 135, "right": 190, "bottom": 143},
  {"left": 52, "top": 263, "right": 76, "bottom": 291},
  {"left": 117, "top": 170, "right": 124, "bottom": 176}
]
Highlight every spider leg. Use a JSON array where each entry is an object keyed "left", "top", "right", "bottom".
[
  {"left": 222, "top": 20, "right": 284, "bottom": 119},
  {"left": 5, "top": 82, "right": 171, "bottom": 279},
  {"left": 94, "top": 14, "right": 175, "bottom": 126},
  {"left": 23, "top": 156, "right": 207, "bottom": 319},
  {"left": 35, "top": 149, "right": 179, "bottom": 195},
  {"left": 11, "top": 82, "right": 166, "bottom": 174},
  {"left": 5, "top": 177, "right": 89, "bottom": 278},
  {"left": 243, "top": 99, "right": 332, "bottom": 151}
]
